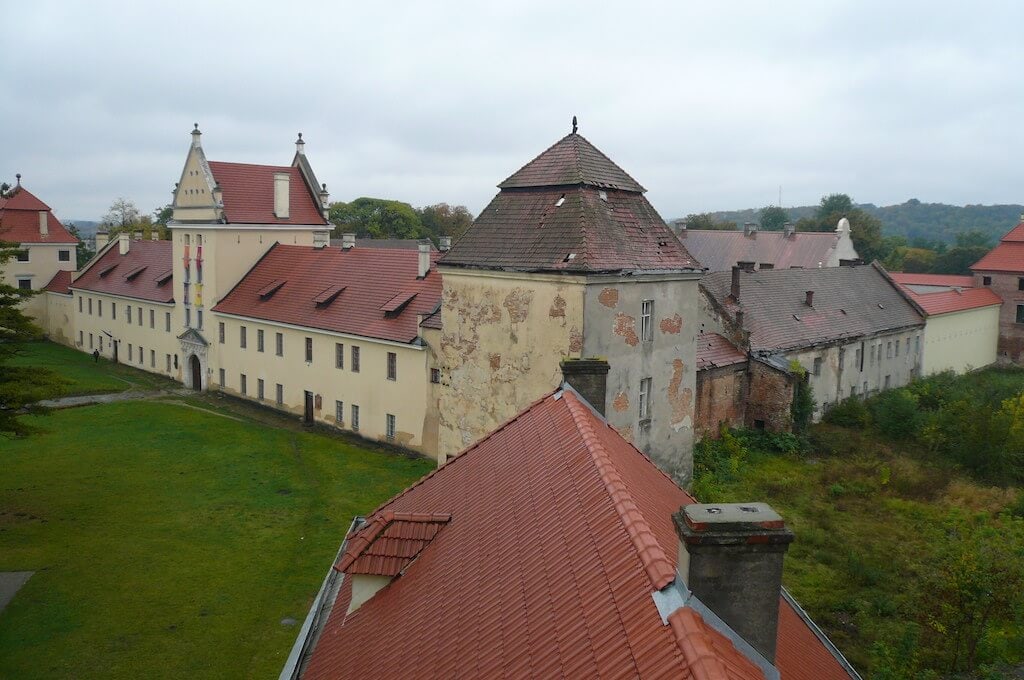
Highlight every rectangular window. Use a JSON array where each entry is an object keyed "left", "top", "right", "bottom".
[
  {"left": 126, "top": 305, "right": 132, "bottom": 323},
  {"left": 150, "top": 309, "right": 155, "bottom": 329},
  {"left": 185, "top": 307, "right": 191, "bottom": 328},
  {"left": 78, "top": 297, "right": 83, "bottom": 313},
  {"left": 431, "top": 368, "right": 441, "bottom": 384},
  {"left": 257, "top": 379, "right": 265, "bottom": 400},
  {"left": 137, "top": 307, "right": 142, "bottom": 326},
  {"left": 305, "top": 337, "right": 313, "bottom": 362},
  {"left": 886, "top": 342, "right": 893, "bottom": 359},
  {"left": 863, "top": 381, "right": 869, "bottom": 394},
  {"left": 58, "top": 249, "right": 70, "bottom": 262},
  {"left": 838, "top": 350, "right": 844, "bottom": 370},
  {"left": 78, "top": 330, "right": 83, "bottom": 345},
  {"left": 240, "top": 374, "right": 247, "bottom": 395},
  {"left": 276, "top": 383, "right": 283, "bottom": 405},
  {"left": 256, "top": 329, "right": 264, "bottom": 353},
  {"left": 138, "top": 346, "right": 143, "bottom": 365},
  {"left": 15, "top": 250, "right": 28, "bottom": 262},
  {"left": 240, "top": 326, "right": 247, "bottom": 348},
  {"left": 112, "top": 302, "right": 117, "bottom": 320},
  {"left": 1016, "top": 305, "right": 1024, "bottom": 324},
  {"left": 276, "top": 332, "right": 283, "bottom": 357},
  {"left": 638, "top": 377, "right": 652, "bottom": 421},
  {"left": 335, "top": 343, "right": 344, "bottom": 369},
  {"left": 915, "top": 335, "right": 921, "bottom": 353},
  {"left": 813, "top": 357, "right": 823, "bottom": 376},
  {"left": 351, "top": 346, "right": 360, "bottom": 372},
  {"left": 387, "top": 352, "right": 397, "bottom": 381},
  {"left": 219, "top": 322, "right": 225, "bottom": 344},
  {"left": 150, "top": 350, "right": 155, "bottom": 368},
  {"left": 1018, "top": 277, "right": 1024, "bottom": 291},
  {"left": 166, "top": 354, "right": 172, "bottom": 372},
  {"left": 219, "top": 368, "right": 225, "bottom": 387},
  {"left": 98, "top": 300, "right": 103, "bottom": 318},
  {"left": 983, "top": 276, "right": 992, "bottom": 286},
  {"left": 351, "top": 404, "right": 360, "bottom": 431},
  {"left": 88, "top": 298, "right": 93, "bottom": 315},
  {"left": 855, "top": 348, "right": 861, "bottom": 370},
  {"left": 335, "top": 400, "right": 344, "bottom": 425},
  {"left": 196, "top": 309, "right": 203, "bottom": 330},
  {"left": 17, "top": 278, "right": 31, "bottom": 291},
  {"left": 640, "top": 300, "right": 654, "bottom": 342},
  {"left": 89, "top": 333, "right": 94, "bottom": 349},
  {"left": 99, "top": 337, "right": 103, "bottom": 352},
  {"left": 895, "top": 339, "right": 900, "bottom": 357},
  {"left": 165, "top": 312, "right": 171, "bottom": 332},
  {"left": 386, "top": 414, "right": 396, "bottom": 441},
  {"left": 128, "top": 343, "right": 132, "bottom": 360},
  {"left": 884, "top": 375, "right": 891, "bottom": 389}
]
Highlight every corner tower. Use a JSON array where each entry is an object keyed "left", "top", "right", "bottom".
[{"left": 437, "top": 121, "right": 703, "bottom": 481}]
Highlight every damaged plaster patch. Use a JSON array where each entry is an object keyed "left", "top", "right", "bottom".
[
  {"left": 613, "top": 313, "right": 639, "bottom": 347},
  {"left": 613, "top": 391, "right": 630, "bottom": 412},
  {"left": 549, "top": 294, "right": 566, "bottom": 318},
  {"left": 489, "top": 353, "right": 501, "bottom": 370},
  {"left": 598, "top": 287, "right": 619, "bottom": 308},
  {"left": 569, "top": 326, "right": 583, "bottom": 353},
  {"left": 616, "top": 425, "right": 634, "bottom": 442},
  {"left": 503, "top": 288, "right": 534, "bottom": 323},
  {"left": 660, "top": 314, "right": 683, "bottom": 334},
  {"left": 667, "top": 358, "right": 694, "bottom": 429}
]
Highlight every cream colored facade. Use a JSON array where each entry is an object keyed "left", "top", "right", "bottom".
[
  {"left": 4, "top": 242, "right": 75, "bottom": 291},
  {"left": 921, "top": 305, "right": 999, "bottom": 375}
]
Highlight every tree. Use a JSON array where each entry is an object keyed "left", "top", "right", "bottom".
[
  {"left": 900, "top": 247, "right": 937, "bottom": 273},
  {"left": 758, "top": 205, "right": 789, "bottom": 231},
  {"left": 818, "top": 193, "right": 853, "bottom": 217},
  {"left": 932, "top": 246, "right": 989, "bottom": 275},
  {"left": 153, "top": 205, "right": 173, "bottom": 226},
  {"left": 328, "top": 198, "right": 427, "bottom": 240},
  {"left": 102, "top": 198, "right": 141, "bottom": 230},
  {"left": 0, "top": 182, "right": 12, "bottom": 198},
  {"left": 788, "top": 361, "right": 815, "bottom": 433},
  {"left": 65, "top": 223, "right": 95, "bottom": 267},
  {"left": 797, "top": 193, "right": 886, "bottom": 262},
  {"left": 416, "top": 203, "right": 473, "bottom": 240},
  {"left": 683, "top": 212, "right": 738, "bottom": 231},
  {"left": 0, "top": 241, "right": 67, "bottom": 437}
]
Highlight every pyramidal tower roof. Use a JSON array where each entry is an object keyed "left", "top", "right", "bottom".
[{"left": 498, "top": 132, "right": 646, "bottom": 193}]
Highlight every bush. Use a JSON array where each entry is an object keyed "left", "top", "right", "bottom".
[
  {"left": 692, "top": 427, "right": 748, "bottom": 501},
  {"left": 823, "top": 396, "right": 870, "bottom": 428},
  {"left": 869, "top": 389, "right": 922, "bottom": 440}
]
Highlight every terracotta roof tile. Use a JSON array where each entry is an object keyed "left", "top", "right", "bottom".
[
  {"left": 499, "top": 132, "right": 646, "bottom": 192},
  {"left": 302, "top": 389, "right": 855, "bottom": 679},
  {"left": 72, "top": 240, "right": 174, "bottom": 303},
  {"left": 701, "top": 264, "right": 924, "bottom": 352},
  {"left": 337, "top": 512, "right": 451, "bottom": 577},
  {"left": 207, "top": 161, "right": 328, "bottom": 226},
  {"left": 0, "top": 186, "right": 79, "bottom": 245},
  {"left": 697, "top": 332, "right": 747, "bottom": 370},
  {"left": 212, "top": 245, "right": 442, "bottom": 344},
  {"left": 682, "top": 230, "right": 843, "bottom": 273},
  {"left": 903, "top": 287, "right": 1002, "bottom": 315},
  {"left": 972, "top": 222, "right": 1024, "bottom": 272},
  {"left": 42, "top": 269, "right": 71, "bottom": 294},
  {"left": 889, "top": 272, "right": 974, "bottom": 288}
]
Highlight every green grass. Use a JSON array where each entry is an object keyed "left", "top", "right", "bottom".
[
  {"left": 0, "top": 401, "right": 434, "bottom": 679},
  {"left": 8, "top": 341, "right": 175, "bottom": 396}
]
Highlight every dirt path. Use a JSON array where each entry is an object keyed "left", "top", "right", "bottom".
[{"left": 38, "top": 389, "right": 191, "bottom": 409}]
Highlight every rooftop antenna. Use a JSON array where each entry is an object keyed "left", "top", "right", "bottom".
[{"left": 572, "top": 115, "right": 578, "bottom": 134}]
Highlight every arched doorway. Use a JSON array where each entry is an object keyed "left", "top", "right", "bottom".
[{"left": 190, "top": 354, "right": 202, "bottom": 391}]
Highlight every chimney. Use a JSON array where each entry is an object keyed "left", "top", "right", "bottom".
[
  {"left": 783, "top": 222, "right": 794, "bottom": 238},
  {"left": 212, "top": 182, "right": 223, "bottom": 207},
  {"left": 38, "top": 211, "right": 48, "bottom": 237},
  {"left": 313, "top": 230, "right": 328, "bottom": 249},
  {"left": 273, "top": 172, "right": 290, "bottom": 219},
  {"left": 118, "top": 233, "right": 130, "bottom": 255},
  {"left": 438, "top": 236, "right": 452, "bottom": 252},
  {"left": 341, "top": 233, "right": 355, "bottom": 250},
  {"left": 730, "top": 266, "right": 741, "bottom": 300},
  {"left": 674, "top": 219, "right": 688, "bottom": 238},
  {"left": 151, "top": 231, "right": 159, "bottom": 241},
  {"left": 744, "top": 222, "right": 757, "bottom": 237},
  {"left": 95, "top": 230, "right": 109, "bottom": 250},
  {"left": 295, "top": 132, "right": 305, "bottom": 156},
  {"left": 560, "top": 358, "right": 610, "bottom": 416},
  {"left": 133, "top": 231, "right": 142, "bottom": 241},
  {"left": 805, "top": 290, "right": 814, "bottom": 306},
  {"left": 418, "top": 243, "right": 431, "bottom": 278},
  {"left": 674, "top": 502, "right": 794, "bottom": 663},
  {"left": 319, "top": 183, "right": 330, "bottom": 219}
]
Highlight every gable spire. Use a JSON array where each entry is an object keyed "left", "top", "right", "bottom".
[
  {"left": 191, "top": 123, "right": 202, "bottom": 149},
  {"left": 572, "top": 115, "right": 578, "bottom": 135}
]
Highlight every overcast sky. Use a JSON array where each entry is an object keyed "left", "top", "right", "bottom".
[{"left": 3, "top": 1, "right": 1022, "bottom": 223}]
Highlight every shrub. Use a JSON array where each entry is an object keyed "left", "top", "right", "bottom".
[
  {"left": 869, "top": 389, "right": 922, "bottom": 440},
  {"left": 823, "top": 396, "right": 870, "bottom": 428}
]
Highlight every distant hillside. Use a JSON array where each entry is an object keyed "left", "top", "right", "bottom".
[
  {"left": 695, "top": 200, "right": 1024, "bottom": 246},
  {"left": 64, "top": 220, "right": 100, "bottom": 237}
]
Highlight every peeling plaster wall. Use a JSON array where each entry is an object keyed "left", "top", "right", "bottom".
[
  {"left": 436, "top": 269, "right": 585, "bottom": 458},
  {"left": 582, "top": 275, "right": 700, "bottom": 484}
]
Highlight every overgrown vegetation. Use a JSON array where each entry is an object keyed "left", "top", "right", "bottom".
[{"left": 694, "top": 367, "right": 1024, "bottom": 678}]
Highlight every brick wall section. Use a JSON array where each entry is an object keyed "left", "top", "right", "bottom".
[
  {"left": 695, "top": 364, "right": 747, "bottom": 439},
  {"left": 745, "top": 360, "right": 794, "bottom": 432},
  {"left": 973, "top": 271, "right": 1024, "bottom": 363}
]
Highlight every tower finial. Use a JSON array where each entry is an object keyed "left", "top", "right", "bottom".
[
  {"left": 572, "top": 115, "right": 578, "bottom": 134},
  {"left": 15, "top": 173, "right": 21, "bottom": 186},
  {"left": 194, "top": 123, "right": 199, "bottom": 131}
]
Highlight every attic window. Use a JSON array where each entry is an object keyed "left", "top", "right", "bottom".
[
  {"left": 313, "top": 284, "right": 346, "bottom": 307},
  {"left": 257, "top": 279, "right": 286, "bottom": 299},
  {"left": 123, "top": 265, "right": 148, "bottom": 281},
  {"left": 154, "top": 269, "right": 173, "bottom": 286},
  {"left": 564, "top": 253, "right": 576, "bottom": 262},
  {"left": 878, "top": 303, "right": 884, "bottom": 309},
  {"left": 98, "top": 263, "right": 118, "bottom": 278},
  {"left": 555, "top": 194, "right": 566, "bottom": 207},
  {"left": 381, "top": 291, "right": 417, "bottom": 316}
]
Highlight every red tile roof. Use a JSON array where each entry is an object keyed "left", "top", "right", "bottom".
[
  {"left": 903, "top": 287, "right": 1002, "bottom": 316},
  {"left": 972, "top": 222, "right": 1024, "bottom": 272},
  {"left": 212, "top": 245, "right": 442, "bottom": 344},
  {"left": 697, "top": 332, "right": 747, "bottom": 370},
  {"left": 889, "top": 272, "right": 974, "bottom": 288},
  {"left": 207, "top": 162, "right": 328, "bottom": 226},
  {"left": 0, "top": 186, "right": 79, "bottom": 245},
  {"left": 499, "top": 132, "right": 646, "bottom": 192},
  {"left": 441, "top": 133, "right": 700, "bottom": 274},
  {"left": 681, "top": 230, "right": 846, "bottom": 272},
  {"left": 72, "top": 240, "right": 174, "bottom": 303},
  {"left": 301, "top": 389, "right": 855, "bottom": 680},
  {"left": 701, "top": 264, "right": 924, "bottom": 353},
  {"left": 42, "top": 269, "right": 71, "bottom": 295},
  {"left": 336, "top": 512, "right": 451, "bottom": 577}
]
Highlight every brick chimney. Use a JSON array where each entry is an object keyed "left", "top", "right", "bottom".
[
  {"left": 730, "top": 266, "right": 741, "bottom": 300},
  {"left": 674, "top": 502, "right": 794, "bottom": 663},
  {"left": 118, "top": 233, "right": 130, "bottom": 255},
  {"left": 274, "top": 172, "right": 290, "bottom": 219},
  {"left": 38, "top": 211, "right": 48, "bottom": 237},
  {"left": 783, "top": 222, "right": 794, "bottom": 238},
  {"left": 560, "top": 358, "right": 610, "bottom": 416},
  {"left": 805, "top": 290, "right": 814, "bottom": 306},
  {"left": 341, "top": 233, "right": 355, "bottom": 250},
  {"left": 438, "top": 236, "right": 452, "bottom": 251},
  {"left": 744, "top": 222, "right": 757, "bottom": 237},
  {"left": 418, "top": 243, "right": 431, "bottom": 278}
]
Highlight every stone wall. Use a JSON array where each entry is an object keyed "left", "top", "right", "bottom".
[
  {"left": 746, "top": 360, "right": 793, "bottom": 432},
  {"left": 973, "top": 272, "right": 1024, "bottom": 364},
  {"left": 695, "top": 363, "right": 747, "bottom": 439}
]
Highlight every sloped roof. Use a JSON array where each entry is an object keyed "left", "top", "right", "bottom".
[
  {"left": 72, "top": 240, "right": 173, "bottom": 303},
  {"left": 329, "top": 238, "right": 436, "bottom": 251},
  {"left": 335, "top": 512, "right": 451, "bottom": 577},
  {"left": 701, "top": 264, "right": 924, "bottom": 353},
  {"left": 0, "top": 186, "right": 79, "bottom": 245},
  {"left": 207, "top": 161, "right": 328, "bottom": 226},
  {"left": 972, "top": 221, "right": 1024, "bottom": 272},
  {"left": 889, "top": 272, "right": 974, "bottom": 288},
  {"left": 212, "top": 245, "right": 442, "bottom": 344},
  {"left": 301, "top": 388, "right": 854, "bottom": 680},
  {"left": 681, "top": 230, "right": 847, "bottom": 273},
  {"left": 42, "top": 269, "right": 72, "bottom": 294},
  {"left": 697, "top": 332, "right": 747, "bottom": 370},
  {"left": 499, "top": 132, "right": 646, "bottom": 192},
  {"left": 903, "top": 287, "right": 1002, "bottom": 316}
]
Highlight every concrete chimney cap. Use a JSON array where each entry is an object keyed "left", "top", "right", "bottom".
[{"left": 681, "top": 502, "right": 786, "bottom": 533}]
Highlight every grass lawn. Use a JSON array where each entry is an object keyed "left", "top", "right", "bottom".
[
  {"left": 0, "top": 401, "right": 434, "bottom": 679},
  {"left": 8, "top": 341, "right": 176, "bottom": 396}
]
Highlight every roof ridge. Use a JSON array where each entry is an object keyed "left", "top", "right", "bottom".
[{"left": 561, "top": 390, "right": 676, "bottom": 590}]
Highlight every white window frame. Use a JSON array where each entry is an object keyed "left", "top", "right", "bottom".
[
  {"left": 639, "top": 377, "right": 652, "bottom": 421},
  {"left": 640, "top": 300, "right": 654, "bottom": 342}
]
